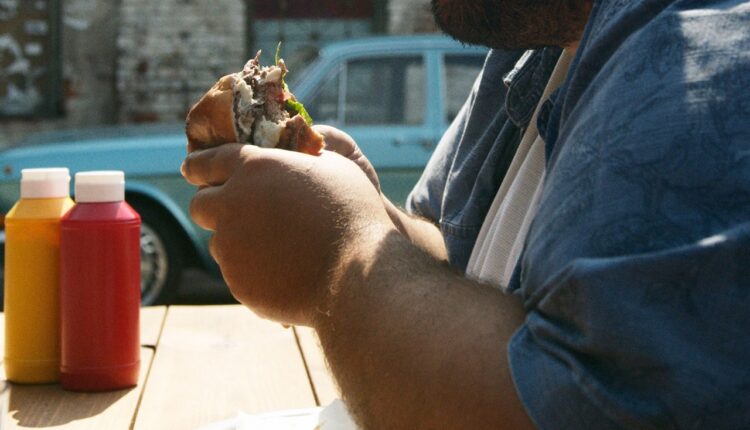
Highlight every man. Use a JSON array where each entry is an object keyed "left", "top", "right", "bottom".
[{"left": 182, "top": 0, "right": 750, "bottom": 428}]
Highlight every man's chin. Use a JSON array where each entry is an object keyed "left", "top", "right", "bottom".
[
  {"left": 430, "top": 0, "right": 524, "bottom": 49},
  {"left": 430, "top": 0, "right": 590, "bottom": 50}
]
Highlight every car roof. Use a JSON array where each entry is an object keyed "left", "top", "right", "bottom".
[
  {"left": 317, "top": 35, "right": 488, "bottom": 57},
  {"left": 16, "top": 123, "right": 185, "bottom": 147}
]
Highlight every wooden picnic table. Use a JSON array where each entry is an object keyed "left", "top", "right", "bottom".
[{"left": 0, "top": 305, "right": 340, "bottom": 429}]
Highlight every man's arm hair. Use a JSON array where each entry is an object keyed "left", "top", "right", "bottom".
[
  {"left": 315, "top": 226, "right": 534, "bottom": 429},
  {"left": 382, "top": 196, "right": 449, "bottom": 263}
]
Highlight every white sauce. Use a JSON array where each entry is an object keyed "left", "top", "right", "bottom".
[
  {"left": 235, "top": 77, "right": 254, "bottom": 103},
  {"left": 233, "top": 78, "right": 256, "bottom": 139},
  {"left": 233, "top": 66, "right": 287, "bottom": 146},
  {"left": 253, "top": 117, "right": 286, "bottom": 148},
  {"left": 264, "top": 67, "right": 282, "bottom": 84}
]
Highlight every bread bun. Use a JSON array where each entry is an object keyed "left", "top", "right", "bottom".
[
  {"left": 186, "top": 52, "right": 325, "bottom": 155},
  {"left": 186, "top": 75, "right": 238, "bottom": 151}
]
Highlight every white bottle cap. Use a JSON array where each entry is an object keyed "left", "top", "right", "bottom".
[
  {"left": 75, "top": 171, "right": 126, "bottom": 203},
  {"left": 20, "top": 168, "right": 71, "bottom": 198}
]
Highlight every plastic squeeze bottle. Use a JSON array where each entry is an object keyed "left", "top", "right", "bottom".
[
  {"left": 4, "top": 168, "right": 74, "bottom": 383},
  {"left": 60, "top": 171, "right": 141, "bottom": 391}
]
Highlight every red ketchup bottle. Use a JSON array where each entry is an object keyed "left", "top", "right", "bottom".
[{"left": 60, "top": 171, "right": 141, "bottom": 391}]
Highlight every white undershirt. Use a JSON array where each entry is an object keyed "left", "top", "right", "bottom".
[{"left": 466, "top": 51, "right": 573, "bottom": 290}]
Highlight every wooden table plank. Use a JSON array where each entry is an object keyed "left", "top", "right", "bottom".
[
  {"left": 1, "top": 347, "right": 154, "bottom": 430},
  {"left": 0, "top": 307, "right": 165, "bottom": 429},
  {"left": 0, "top": 306, "right": 167, "bottom": 351},
  {"left": 140, "top": 306, "right": 167, "bottom": 347},
  {"left": 1, "top": 314, "right": 6, "bottom": 426},
  {"left": 294, "top": 327, "right": 340, "bottom": 406},
  {"left": 0, "top": 312, "right": 4, "bottom": 379},
  {"left": 133, "top": 305, "right": 318, "bottom": 430}
]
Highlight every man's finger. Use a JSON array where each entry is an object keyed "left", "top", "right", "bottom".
[
  {"left": 181, "top": 143, "right": 246, "bottom": 186},
  {"left": 312, "top": 125, "right": 357, "bottom": 158},
  {"left": 207, "top": 234, "right": 221, "bottom": 262},
  {"left": 189, "top": 185, "right": 224, "bottom": 231}
]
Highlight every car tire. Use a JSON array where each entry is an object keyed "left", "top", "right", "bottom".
[
  {"left": 128, "top": 200, "right": 184, "bottom": 306},
  {"left": 0, "top": 231, "right": 4, "bottom": 311}
]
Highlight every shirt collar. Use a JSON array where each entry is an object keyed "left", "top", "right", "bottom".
[{"left": 502, "top": 47, "right": 563, "bottom": 127}]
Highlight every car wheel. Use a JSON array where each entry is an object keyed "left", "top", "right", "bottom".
[
  {"left": 0, "top": 230, "right": 4, "bottom": 311},
  {"left": 129, "top": 201, "right": 184, "bottom": 306}
]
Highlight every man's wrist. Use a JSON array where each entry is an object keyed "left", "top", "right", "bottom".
[
  {"left": 381, "top": 193, "right": 402, "bottom": 225},
  {"left": 381, "top": 196, "right": 448, "bottom": 262},
  {"left": 313, "top": 221, "right": 398, "bottom": 329}
]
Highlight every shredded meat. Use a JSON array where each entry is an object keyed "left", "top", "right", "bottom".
[
  {"left": 240, "top": 51, "right": 289, "bottom": 128},
  {"left": 278, "top": 114, "right": 325, "bottom": 155}
]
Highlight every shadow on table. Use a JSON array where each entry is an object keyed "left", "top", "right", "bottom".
[
  {"left": 0, "top": 268, "right": 238, "bottom": 312},
  {"left": 5, "top": 381, "right": 130, "bottom": 427},
  {"left": 175, "top": 268, "right": 237, "bottom": 305}
]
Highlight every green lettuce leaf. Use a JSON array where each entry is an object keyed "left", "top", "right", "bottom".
[
  {"left": 286, "top": 99, "right": 313, "bottom": 125},
  {"left": 276, "top": 41, "right": 313, "bottom": 125}
]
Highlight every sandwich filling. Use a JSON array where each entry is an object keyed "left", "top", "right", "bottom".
[{"left": 232, "top": 51, "right": 291, "bottom": 148}]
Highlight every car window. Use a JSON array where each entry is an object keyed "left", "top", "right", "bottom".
[
  {"left": 344, "top": 56, "right": 425, "bottom": 126},
  {"left": 444, "top": 55, "right": 485, "bottom": 123},
  {"left": 305, "top": 69, "right": 341, "bottom": 124}
]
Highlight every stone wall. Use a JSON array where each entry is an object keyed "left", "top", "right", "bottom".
[
  {"left": 63, "top": 0, "right": 119, "bottom": 125},
  {"left": 0, "top": 0, "right": 247, "bottom": 146},
  {"left": 116, "top": 0, "right": 246, "bottom": 124},
  {"left": 0, "top": 0, "right": 119, "bottom": 147}
]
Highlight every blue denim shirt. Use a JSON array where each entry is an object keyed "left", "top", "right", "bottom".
[
  {"left": 512, "top": 1, "right": 750, "bottom": 428},
  {"left": 406, "top": 47, "right": 561, "bottom": 270},
  {"left": 409, "top": 0, "right": 750, "bottom": 428}
]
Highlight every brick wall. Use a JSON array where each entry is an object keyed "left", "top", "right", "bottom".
[
  {"left": 117, "top": 0, "right": 246, "bottom": 124},
  {"left": 0, "top": 0, "right": 119, "bottom": 147}
]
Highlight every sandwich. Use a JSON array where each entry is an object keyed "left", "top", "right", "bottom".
[{"left": 186, "top": 50, "right": 325, "bottom": 155}]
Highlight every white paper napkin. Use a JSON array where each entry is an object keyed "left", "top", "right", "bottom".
[{"left": 196, "top": 399, "right": 358, "bottom": 430}]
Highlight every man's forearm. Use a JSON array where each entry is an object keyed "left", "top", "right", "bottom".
[
  {"left": 382, "top": 196, "right": 448, "bottom": 262},
  {"left": 315, "top": 226, "right": 534, "bottom": 429}
]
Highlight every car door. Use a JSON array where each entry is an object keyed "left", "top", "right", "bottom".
[
  {"left": 440, "top": 52, "right": 488, "bottom": 129},
  {"left": 303, "top": 51, "right": 435, "bottom": 204}
]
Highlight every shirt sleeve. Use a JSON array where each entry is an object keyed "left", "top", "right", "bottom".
[
  {"left": 404, "top": 64, "right": 480, "bottom": 222},
  {"left": 509, "top": 1, "right": 750, "bottom": 429}
]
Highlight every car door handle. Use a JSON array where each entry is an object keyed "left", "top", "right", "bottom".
[{"left": 391, "top": 138, "right": 435, "bottom": 150}]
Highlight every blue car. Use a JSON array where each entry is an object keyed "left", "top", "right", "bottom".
[{"left": 0, "top": 35, "right": 487, "bottom": 305}]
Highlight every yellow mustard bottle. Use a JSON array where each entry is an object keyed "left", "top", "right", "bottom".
[{"left": 4, "top": 168, "right": 74, "bottom": 383}]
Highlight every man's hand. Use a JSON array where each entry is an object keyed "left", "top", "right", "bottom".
[
  {"left": 181, "top": 143, "right": 395, "bottom": 326},
  {"left": 181, "top": 143, "right": 532, "bottom": 429},
  {"left": 313, "top": 125, "right": 380, "bottom": 192}
]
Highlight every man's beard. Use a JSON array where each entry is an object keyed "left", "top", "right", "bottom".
[{"left": 431, "top": 0, "right": 591, "bottom": 50}]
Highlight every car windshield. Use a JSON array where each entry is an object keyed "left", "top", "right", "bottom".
[{"left": 286, "top": 53, "right": 321, "bottom": 89}]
